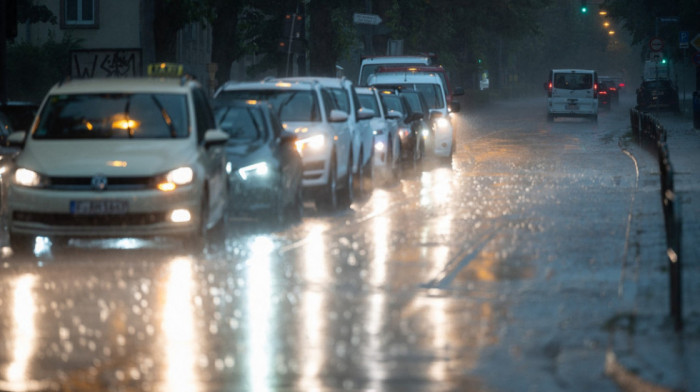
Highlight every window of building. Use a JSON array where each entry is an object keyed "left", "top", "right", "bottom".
[{"left": 61, "top": 0, "right": 99, "bottom": 28}]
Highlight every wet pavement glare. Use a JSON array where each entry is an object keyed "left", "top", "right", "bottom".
[{"left": 0, "top": 94, "right": 647, "bottom": 391}]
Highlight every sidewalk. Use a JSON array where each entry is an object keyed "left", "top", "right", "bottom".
[{"left": 608, "top": 110, "right": 700, "bottom": 392}]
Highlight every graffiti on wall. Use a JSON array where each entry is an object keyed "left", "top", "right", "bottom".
[{"left": 71, "top": 49, "right": 143, "bottom": 78}]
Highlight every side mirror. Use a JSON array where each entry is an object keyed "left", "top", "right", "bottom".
[
  {"left": 204, "top": 129, "right": 229, "bottom": 147},
  {"left": 8, "top": 131, "right": 27, "bottom": 148},
  {"left": 329, "top": 109, "right": 349, "bottom": 123},
  {"left": 450, "top": 101, "right": 461, "bottom": 113},
  {"left": 357, "top": 107, "right": 375, "bottom": 120},
  {"left": 453, "top": 87, "right": 465, "bottom": 96},
  {"left": 385, "top": 109, "right": 403, "bottom": 119}
]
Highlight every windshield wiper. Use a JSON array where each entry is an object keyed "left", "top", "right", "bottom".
[{"left": 150, "top": 95, "right": 178, "bottom": 138}]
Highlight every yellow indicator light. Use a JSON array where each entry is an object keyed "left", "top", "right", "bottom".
[
  {"left": 275, "top": 82, "right": 292, "bottom": 88},
  {"left": 407, "top": 67, "right": 418, "bottom": 72},
  {"left": 246, "top": 100, "right": 258, "bottom": 105},
  {"left": 282, "top": 123, "right": 288, "bottom": 129},
  {"left": 158, "top": 182, "right": 177, "bottom": 192},
  {"left": 112, "top": 119, "right": 140, "bottom": 130},
  {"left": 107, "top": 160, "right": 127, "bottom": 168},
  {"left": 609, "top": 30, "right": 615, "bottom": 35},
  {"left": 599, "top": 11, "right": 607, "bottom": 16},
  {"left": 294, "top": 127, "right": 309, "bottom": 134},
  {"left": 334, "top": 136, "right": 338, "bottom": 141},
  {"left": 604, "top": 22, "right": 610, "bottom": 27}
]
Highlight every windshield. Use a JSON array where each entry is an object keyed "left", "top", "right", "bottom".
[
  {"left": 216, "top": 90, "right": 320, "bottom": 123},
  {"left": 214, "top": 106, "right": 267, "bottom": 144},
  {"left": 33, "top": 93, "right": 189, "bottom": 139},
  {"left": 553, "top": 72, "right": 593, "bottom": 90}
]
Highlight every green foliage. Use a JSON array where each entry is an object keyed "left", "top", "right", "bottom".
[
  {"left": 6, "top": 36, "right": 82, "bottom": 102},
  {"left": 17, "top": 0, "right": 57, "bottom": 25}
]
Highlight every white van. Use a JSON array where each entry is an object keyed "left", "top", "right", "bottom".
[
  {"left": 358, "top": 55, "right": 433, "bottom": 87},
  {"left": 546, "top": 69, "right": 598, "bottom": 121}
]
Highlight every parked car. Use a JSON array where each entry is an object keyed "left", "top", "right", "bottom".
[
  {"left": 214, "top": 100, "right": 303, "bottom": 224},
  {"left": 6, "top": 74, "right": 230, "bottom": 254},
  {"left": 214, "top": 78, "right": 354, "bottom": 212},
  {"left": 636, "top": 79, "right": 680, "bottom": 113},
  {"left": 0, "top": 101, "right": 39, "bottom": 131},
  {"left": 378, "top": 90, "right": 429, "bottom": 168},
  {"left": 356, "top": 86, "right": 401, "bottom": 184},
  {"left": 369, "top": 71, "right": 456, "bottom": 161},
  {"left": 546, "top": 69, "right": 599, "bottom": 122},
  {"left": 283, "top": 77, "right": 375, "bottom": 198}
]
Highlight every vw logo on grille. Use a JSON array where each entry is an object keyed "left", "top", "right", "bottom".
[{"left": 91, "top": 175, "right": 108, "bottom": 191}]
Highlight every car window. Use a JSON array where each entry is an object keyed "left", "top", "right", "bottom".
[
  {"left": 216, "top": 90, "right": 321, "bottom": 123},
  {"left": 358, "top": 94, "right": 380, "bottom": 117},
  {"left": 215, "top": 106, "right": 267, "bottom": 143},
  {"left": 380, "top": 94, "right": 403, "bottom": 115},
  {"left": 320, "top": 89, "right": 337, "bottom": 119},
  {"left": 33, "top": 93, "right": 189, "bottom": 139},
  {"left": 192, "top": 87, "right": 216, "bottom": 143},
  {"left": 401, "top": 92, "right": 425, "bottom": 115},
  {"left": 329, "top": 88, "right": 350, "bottom": 114},
  {"left": 412, "top": 84, "right": 444, "bottom": 109},
  {"left": 553, "top": 73, "right": 593, "bottom": 90}
]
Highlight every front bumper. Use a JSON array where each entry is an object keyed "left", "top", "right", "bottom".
[{"left": 7, "top": 184, "right": 201, "bottom": 238}]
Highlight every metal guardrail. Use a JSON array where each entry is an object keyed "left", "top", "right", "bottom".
[{"left": 630, "top": 109, "right": 683, "bottom": 331}]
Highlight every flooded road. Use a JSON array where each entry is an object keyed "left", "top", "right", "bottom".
[{"left": 0, "top": 94, "right": 651, "bottom": 391}]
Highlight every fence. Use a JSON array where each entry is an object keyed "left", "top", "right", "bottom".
[{"left": 630, "top": 109, "right": 683, "bottom": 331}]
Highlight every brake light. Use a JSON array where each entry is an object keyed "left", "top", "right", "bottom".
[
  {"left": 610, "top": 87, "right": 617, "bottom": 91},
  {"left": 547, "top": 81, "right": 553, "bottom": 97},
  {"left": 593, "top": 83, "right": 598, "bottom": 98},
  {"left": 619, "top": 83, "right": 625, "bottom": 88}
]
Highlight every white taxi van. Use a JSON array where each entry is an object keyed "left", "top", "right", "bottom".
[
  {"left": 546, "top": 69, "right": 599, "bottom": 121},
  {"left": 6, "top": 66, "right": 229, "bottom": 253}
]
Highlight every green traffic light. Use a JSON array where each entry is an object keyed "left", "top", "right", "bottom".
[
  {"left": 661, "top": 59, "right": 667, "bottom": 64},
  {"left": 581, "top": 6, "right": 588, "bottom": 13}
]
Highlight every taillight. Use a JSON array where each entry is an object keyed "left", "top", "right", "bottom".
[
  {"left": 610, "top": 87, "right": 617, "bottom": 91},
  {"left": 547, "top": 81, "right": 553, "bottom": 97},
  {"left": 593, "top": 83, "right": 598, "bottom": 98},
  {"left": 619, "top": 83, "right": 625, "bottom": 88}
]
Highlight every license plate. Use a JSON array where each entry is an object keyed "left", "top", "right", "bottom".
[
  {"left": 566, "top": 104, "right": 579, "bottom": 110},
  {"left": 70, "top": 200, "right": 129, "bottom": 215}
]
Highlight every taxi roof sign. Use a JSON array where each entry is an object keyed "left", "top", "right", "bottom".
[{"left": 148, "top": 63, "right": 184, "bottom": 78}]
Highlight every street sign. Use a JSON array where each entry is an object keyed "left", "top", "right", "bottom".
[
  {"left": 353, "top": 13, "right": 382, "bottom": 25},
  {"left": 679, "top": 31, "right": 689, "bottom": 49},
  {"left": 649, "top": 37, "right": 664, "bottom": 52},
  {"left": 692, "top": 33, "right": 700, "bottom": 51},
  {"left": 693, "top": 52, "right": 700, "bottom": 67}
]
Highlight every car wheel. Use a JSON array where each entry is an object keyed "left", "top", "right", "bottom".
[
  {"left": 10, "top": 233, "right": 35, "bottom": 256},
  {"left": 388, "top": 135, "right": 401, "bottom": 184},
  {"left": 182, "top": 198, "right": 207, "bottom": 253},
  {"left": 287, "top": 181, "right": 304, "bottom": 223},
  {"left": 353, "top": 150, "right": 365, "bottom": 198},
  {"left": 315, "top": 156, "right": 339, "bottom": 212},
  {"left": 338, "top": 153, "right": 354, "bottom": 209}
]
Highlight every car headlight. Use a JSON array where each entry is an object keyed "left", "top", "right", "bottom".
[
  {"left": 13, "top": 168, "right": 45, "bottom": 187},
  {"left": 157, "top": 167, "right": 194, "bottom": 191},
  {"left": 374, "top": 141, "right": 385, "bottom": 152},
  {"left": 295, "top": 134, "right": 325, "bottom": 155},
  {"left": 435, "top": 117, "right": 450, "bottom": 129},
  {"left": 237, "top": 162, "right": 269, "bottom": 180}
]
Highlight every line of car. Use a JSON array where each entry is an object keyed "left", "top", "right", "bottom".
[{"left": 0, "top": 59, "right": 463, "bottom": 255}]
